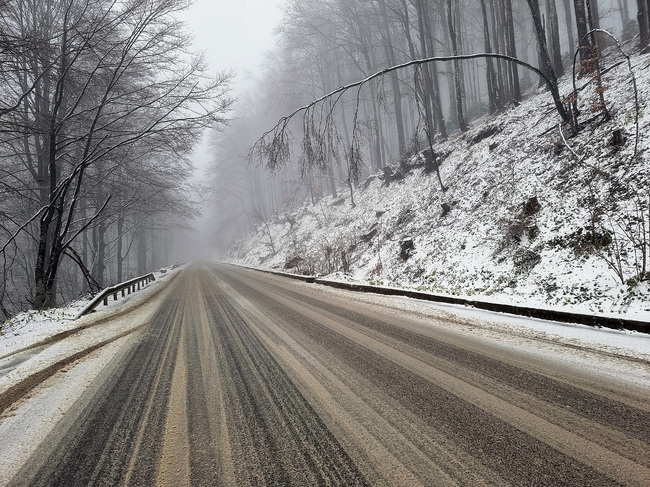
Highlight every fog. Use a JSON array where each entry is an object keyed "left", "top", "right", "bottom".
[
  {"left": 170, "top": 0, "right": 285, "bottom": 262},
  {"left": 206, "top": 0, "right": 642, "bottom": 260},
  {"left": 0, "top": 0, "right": 644, "bottom": 315},
  {"left": 180, "top": 0, "right": 284, "bottom": 89}
]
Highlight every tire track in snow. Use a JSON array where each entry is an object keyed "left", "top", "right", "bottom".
[{"left": 4, "top": 264, "right": 649, "bottom": 486}]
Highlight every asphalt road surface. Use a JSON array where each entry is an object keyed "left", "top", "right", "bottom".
[{"left": 5, "top": 264, "right": 650, "bottom": 486}]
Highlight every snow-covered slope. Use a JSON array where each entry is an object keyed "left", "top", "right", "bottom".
[{"left": 228, "top": 49, "right": 650, "bottom": 321}]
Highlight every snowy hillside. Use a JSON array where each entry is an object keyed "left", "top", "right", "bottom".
[{"left": 227, "top": 49, "right": 650, "bottom": 320}]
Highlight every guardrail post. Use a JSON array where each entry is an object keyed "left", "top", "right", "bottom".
[{"left": 75, "top": 271, "right": 158, "bottom": 319}]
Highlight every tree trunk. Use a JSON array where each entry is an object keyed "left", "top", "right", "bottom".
[
  {"left": 33, "top": 125, "right": 61, "bottom": 310},
  {"left": 413, "top": 0, "right": 437, "bottom": 143},
  {"left": 399, "top": 0, "right": 432, "bottom": 143},
  {"left": 137, "top": 225, "right": 147, "bottom": 276},
  {"left": 116, "top": 214, "right": 124, "bottom": 282},
  {"left": 91, "top": 219, "right": 106, "bottom": 288},
  {"left": 446, "top": 0, "right": 468, "bottom": 132},
  {"left": 586, "top": 0, "right": 602, "bottom": 57},
  {"left": 367, "top": 89, "right": 384, "bottom": 170},
  {"left": 334, "top": 59, "right": 352, "bottom": 148},
  {"left": 574, "top": 0, "right": 593, "bottom": 64},
  {"left": 562, "top": 0, "right": 575, "bottom": 53},
  {"left": 492, "top": 0, "right": 508, "bottom": 104},
  {"left": 480, "top": 0, "right": 500, "bottom": 113},
  {"left": 546, "top": 0, "right": 565, "bottom": 77},
  {"left": 526, "top": 0, "right": 569, "bottom": 121},
  {"left": 82, "top": 219, "right": 89, "bottom": 293},
  {"left": 647, "top": 0, "right": 650, "bottom": 45},
  {"left": 421, "top": 3, "right": 447, "bottom": 139},
  {"left": 327, "top": 166, "right": 338, "bottom": 199},
  {"left": 151, "top": 234, "right": 159, "bottom": 270},
  {"left": 378, "top": 0, "right": 406, "bottom": 155},
  {"left": 357, "top": 32, "right": 384, "bottom": 170},
  {"left": 587, "top": 0, "right": 601, "bottom": 29},
  {"left": 33, "top": 220, "right": 53, "bottom": 310},
  {"left": 504, "top": 0, "right": 521, "bottom": 102},
  {"left": 638, "top": 0, "right": 650, "bottom": 47}
]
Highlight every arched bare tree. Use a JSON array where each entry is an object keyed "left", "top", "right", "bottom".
[{"left": 250, "top": 52, "right": 569, "bottom": 196}]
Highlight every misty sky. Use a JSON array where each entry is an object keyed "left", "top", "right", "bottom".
[
  {"left": 178, "top": 0, "right": 285, "bottom": 168},
  {"left": 180, "top": 0, "right": 285, "bottom": 91},
  {"left": 177, "top": 1, "right": 286, "bottom": 258}
]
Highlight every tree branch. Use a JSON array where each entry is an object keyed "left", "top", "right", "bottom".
[{"left": 250, "top": 52, "right": 567, "bottom": 170}]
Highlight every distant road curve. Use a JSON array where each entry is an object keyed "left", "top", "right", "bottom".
[{"left": 6, "top": 263, "right": 650, "bottom": 486}]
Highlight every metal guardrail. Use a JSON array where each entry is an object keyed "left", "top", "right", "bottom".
[
  {"left": 75, "top": 273, "right": 156, "bottom": 319},
  {"left": 226, "top": 264, "right": 650, "bottom": 335},
  {"left": 314, "top": 278, "right": 650, "bottom": 334}
]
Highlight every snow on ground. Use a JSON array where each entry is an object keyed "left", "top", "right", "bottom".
[
  {"left": 0, "top": 302, "right": 88, "bottom": 357},
  {"left": 415, "top": 299, "right": 650, "bottom": 393},
  {"left": 0, "top": 264, "right": 184, "bottom": 459},
  {"left": 0, "top": 334, "right": 134, "bottom": 484},
  {"left": 0, "top": 266, "right": 184, "bottom": 480},
  {"left": 0, "top": 266, "right": 179, "bottom": 358},
  {"left": 290, "top": 279, "right": 650, "bottom": 392},
  {"left": 397, "top": 295, "right": 650, "bottom": 363},
  {"left": 227, "top": 48, "right": 650, "bottom": 326}
]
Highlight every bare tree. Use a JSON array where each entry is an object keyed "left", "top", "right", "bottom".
[
  {"left": 211, "top": 0, "right": 638, "bottom": 256},
  {"left": 525, "top": 0, "right": 567, "bottom": 121},
  {"left": 546, "top": 0, "right": 565, "bottom": 77},
  {"left": 638, "top": 0, "right": 650, "bottom": 48},
  {"left": 479, "top": 0, "right": 501, "bottom": 113},
  {"left": 445, "top": 0, "right": 468, "bottom": 132},
  {"left": 0, "top": 0, "right": 233, "bottom": 310},
  {"left": 251, "top": 52, "right": 570, "bottom": 198}
]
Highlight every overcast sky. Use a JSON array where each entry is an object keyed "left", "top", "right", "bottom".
[
  {"left": 176, "top": 1, "right": 287, "bottom": 257},
  {"left": 179, "top": 0, "right": 285, "bottom": 92},
  {"left": 177, "top": 0, "right": 286, "bottom": 169}
]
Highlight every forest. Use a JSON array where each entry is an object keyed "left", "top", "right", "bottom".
[
  {"left": 0, "top": 0, "right": 233, "bottom": 317},
  {"left": 1, "top": 0, "right": 649, "bottom": 319},
  {"left": 212, "top": 0, "right": 647, "bottom": 251}
]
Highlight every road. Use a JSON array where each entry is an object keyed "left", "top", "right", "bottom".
[{"left": 2, "top": 263, "right": 650, "bottom": 486}]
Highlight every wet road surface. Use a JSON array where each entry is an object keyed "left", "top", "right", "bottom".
[{"left": 5, "top": 264, "right": 650, "bottom": 486}]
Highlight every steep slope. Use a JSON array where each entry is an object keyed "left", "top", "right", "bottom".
[{"left": 227, "top": 49, "right": 650, "bottom": 319}]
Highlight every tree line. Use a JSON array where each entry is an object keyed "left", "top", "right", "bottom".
[
  {"left": 211, "top": 0, "right": 646, "bottom": 252},
  {"left": 0, "top": 0, "right": 233, "bottom": 317}
]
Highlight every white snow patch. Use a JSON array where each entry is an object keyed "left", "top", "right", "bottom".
[
  {"left": 0, "top": 335, "right": 131, "bottom": 484},
  {"left": 0, "top": 266, "right": 178, "bottom": 359},
  {"left": 303, "top": 280, "right": 650, "bottom": 392},
  {"left": 226, "top": 50, "right": 650, "bottom": 325},
  {"left": 0, "top": 266, "right": 181, "bottom": 481}
]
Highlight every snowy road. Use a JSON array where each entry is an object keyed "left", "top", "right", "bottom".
[{"left": 1, "top": 264, "right": 649, "bottom": 486}]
